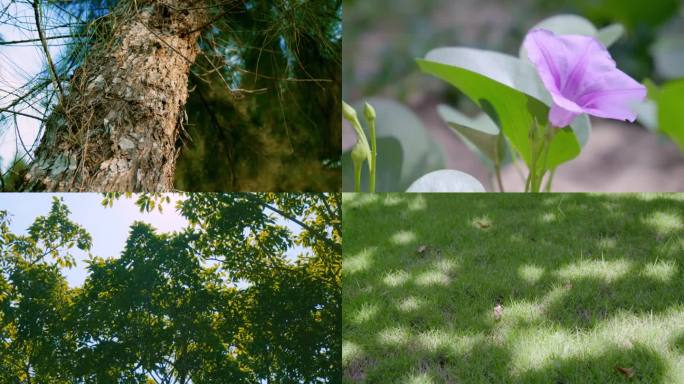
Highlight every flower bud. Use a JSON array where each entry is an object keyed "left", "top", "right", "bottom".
[
  {"left": 342, "top": 101, "right": 357, "bottom": 122},
  {"left": 363, "top": 102, "right": 376, "bottom": 122},
  {"left": 351, "top": 140, "right": 369, "bottom": 166}
]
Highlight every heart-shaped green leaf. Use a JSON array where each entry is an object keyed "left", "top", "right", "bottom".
[
  {"left": 417, "top": 48, "right": 583, "bottom": 170},
  {"left": 527, "top": 14, "right": 597, "bottom": 38},
  {"left": 406, "top": 169, "right": 486, "bottom": 192},
  {"left": 597, "top": 23, "right": 625, "bottom": 47},
  {"left": 519, "top": 15, "right": 623, "bottom": 59},
  {"left": 436, "top": 104, "right": 509, "bottom": 171},
  {"left": 652, "top": 34, "right": 684, "bottom": 80},
  {"left": 635, "top": 80, "right": 659, "bottom": 131},
  {"left": 651, "top": 79, "right": 684, "bottom": 153}
]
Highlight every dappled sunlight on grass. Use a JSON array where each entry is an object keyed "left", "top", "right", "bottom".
[
  {"left": 642, "top": 261, "right": 678, "bottom": 282},
  {"left": 414, "top": 270, "right": 450, "bottom": 286},
  {"left": 555, "top": 259, "right": 633, "bottom": 283},
  {"left": 601, "top": 201, "right": 620, "bottom": 212},
  {"left": 383, "top": 269, "right": 411, "bottom": 287},
  {"left": 510, "top": 328, "right": 579, "bottom": 373},
  {"left": 408, "top": 195, "right": 427, "bottom": 211},
  {"left": 343, "top": 193, "right": 381, "bottom": 208},
  {"left": 490, "top": 300, "right": 545, "bottom": 342},
  {"left": 402, "top": 373, "right": 434, "bottom": 384},
  {"left": 540, "top": 212, "right": 557, "bottom": 223},
  {"left": 433, "top": 258, "right": 457, "bottom": 273},
  {"left": 343, "top": 340, "right": 365, "bottom": 365},
  {"left": 383, "top": 194, "right": 406, "bottom": 206},
  {"left": 344, "top": 247, "right": 376, "bottom": 275},
  {"left": 415, "top": 329, "right": 453, "bottom": 352},
  {"left": 672, "top": 332, "right": 684, "bottom": 354},
  {"left": 470, "top": 215, "right": 492, "bottom": 229},
  {"left": 597, "top": 236, "right": 617, "bottom": 249},
  {"left": 538, "top": 284, "right": 574, "bottom": 312},
  {"left": 511, "top": 307, "right": 684, "bottom": 382},
  {"left": 539, "top": 195, "right": 568, "bottom": 206},
  {"left": 654, "top": 237, "right": 684, "bottom": 257},
  {"left": 449, "top": 333, "right": 487, "bottom": 355},
  {"left": 643, "top": 211, "right": 683, "bottom": 236},
  {"left": 352, "top": 302, "right": 380, "bottom": 323},
  {"left": 632, "top": 194, "right": 684, "bottom": 202},
  {"left": 343, "top": 193, "right": 684, "bottom": 383},
  {"left": 397, "top": 296, "right": 424, "bottom": 312},
  {"left": 509, "top": 233, "right": 524, "bottom": 243},
  {"left": 391, "top": 230, "right": 417, "bottom": 245},
  {"left": 518, "top": 264, "right": 545, "bottom": 284},
  {"left": 378, "top": 326, "right": 411, "bottom": 346},
  {"left": 502, "top": 301, "right": 544, "bottom": 324},
  {"left": 410, "top": 259, "right": 459, "bottom": 287}
]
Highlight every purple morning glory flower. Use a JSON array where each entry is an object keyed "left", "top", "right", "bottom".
[{"left": 523, "top": 28, "right": 647, "bottom": 128}]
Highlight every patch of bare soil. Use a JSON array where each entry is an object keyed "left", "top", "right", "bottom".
[
  {"left": 344, "top": 357, "right": 376, "bottom": 383},
  {"left": 419, "top": 356, "right": 457, "bottom": 384}
]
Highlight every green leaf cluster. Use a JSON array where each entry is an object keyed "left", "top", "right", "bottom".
[
  {"left": 0, "top": 193, "right": 341, "bottom": 383},
  {"left": 417, "top": 14, "right": 626, "bottom": 191}
]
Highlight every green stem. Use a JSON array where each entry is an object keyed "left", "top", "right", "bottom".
[
  {"left": 526, "top": 119, "right": 553, "bottom": 193},
  {"left": 528, "top": 141, "right": 538, "bottom": 192},
  {"left": 494, "top": 135, "right": 505, "bottom": 192},
  {"left": 494, "top": 163, "right": 504, "bottom": 193},
  {"left": 353, "top": 161, "right": 361, "bottom": 192},
  {"left": 544, "top": 168, "right": 556, "bottom": 192},
  {"left": 535, "top": 128, "right": 555, "bottom": 192},
  {"left": 510, "top": 148, "right": 527, "bottom": 185},
  {"left": 369, "top": 119, "right": 377, "bottom": 193},
  {"left": 532, "top": 142, "right": 550, "bottom": 192}
]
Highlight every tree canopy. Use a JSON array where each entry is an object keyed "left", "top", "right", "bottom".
[{"left": 0, "top": 193, "right": 341, "bottom": 383}]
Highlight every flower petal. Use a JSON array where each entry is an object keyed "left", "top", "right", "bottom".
[
  {"left": 563, "top": 34, "right": 647, "bottom": 122},
  {"left": 577, "top": 84, "right": 647, "bottom": 123},
  {"left": 524, "top": 29, "right": 591, "bottom": 126},
  {"left": 549, "top": 103, "right": 580, "bottom": 127},
  {"left": 524, "top": 28, "right": 647, "bottom": 125},
  {"left": 523, "top": 29, "right": 597, "bottom": 97}
]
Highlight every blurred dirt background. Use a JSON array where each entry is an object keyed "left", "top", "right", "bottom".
[{"left": 342, "top": 0, "right": 684, "bottom": 191}]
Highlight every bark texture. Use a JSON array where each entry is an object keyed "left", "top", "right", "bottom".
[{"left": 25, "top": 0, "right": 206, "bottom": 191}]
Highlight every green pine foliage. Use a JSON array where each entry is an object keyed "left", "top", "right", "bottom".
[
  {"left": 175, "top": 0, "right": 342, "bottom": 191},
  {"left": 0, "top": 0, "right": 341, "bottom": 191}
]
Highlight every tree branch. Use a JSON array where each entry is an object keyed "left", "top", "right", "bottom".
[
  {"left": 244, "top": 194, "right": 339, "bottom": 252},
  {"left": 0, "top": 34, "right": 81, "bottom": 46},
  {"left": 0, "top": 107, "right": 45, "bottom": 122},
  {"left": 32, "top": 0, "right": 65, "bottom": 104}
]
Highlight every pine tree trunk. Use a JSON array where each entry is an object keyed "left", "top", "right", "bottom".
[{"left": 24, "top": 0, "right": 206, "bottom": 191}]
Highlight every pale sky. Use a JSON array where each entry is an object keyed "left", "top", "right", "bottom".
[
  {"left": 0, "top": 193, "right": 188, "bottom": 286},
  {"left": 0, "top": 0, "right": 69, "bottom": 169},
  {"left": 0, "top": 193, "right": 308, "bottom": 287}
]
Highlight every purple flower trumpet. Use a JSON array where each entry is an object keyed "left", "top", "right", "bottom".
[{"left": 523, "top": 28, "right": 646, "bottom": 128}]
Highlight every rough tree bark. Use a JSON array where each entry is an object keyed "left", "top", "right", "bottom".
[{"left": 24, "top": 0, "right": 206, "bottom": 191}]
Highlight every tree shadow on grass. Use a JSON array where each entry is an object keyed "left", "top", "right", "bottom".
[
  {"left": 343, "top": 193, "right": 684, "bottom": 383},
  {"left": 672, "top": 332, "right": 684, "bottom": 354},
  {"left": 515, "top": 343, "right": 668, "bottom": 384}
]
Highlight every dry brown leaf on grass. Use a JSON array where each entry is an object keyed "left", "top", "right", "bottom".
[
  {"left": 615, "top": 366, "right": 635, "bottom": 379},
  {"left": 493, "top": 304, "right": 503, "bottom": 321},
  {"left": 475, "top": 221, "right": 491, "bottom": 229}
]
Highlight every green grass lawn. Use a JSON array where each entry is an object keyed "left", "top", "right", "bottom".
[{"left": 342, "top": 193, "right": 684, "bottom": 384}]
